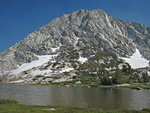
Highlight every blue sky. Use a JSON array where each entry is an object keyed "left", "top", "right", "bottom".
[{"left": 0, "top": 0, "right": 150, "bottom": 53}]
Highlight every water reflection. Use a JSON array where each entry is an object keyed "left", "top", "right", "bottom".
[{"left": 0, "top": 83, "right": 150, "bottom": 110}]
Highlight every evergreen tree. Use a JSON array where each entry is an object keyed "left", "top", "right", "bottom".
[
  {"left": 113, "top": 68, "right": 123, "bottom": 84},
  {"left": 143, "top": 72, "right": 149, "bottom": 83}
]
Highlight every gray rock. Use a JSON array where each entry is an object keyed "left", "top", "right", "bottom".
[{"left": 0, "top": 9, "right": 150, "bottom": 74}]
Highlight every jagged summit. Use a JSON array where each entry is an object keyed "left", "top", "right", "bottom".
[{"left": 0, "top": 9, "right": 150, "bottom": 84}]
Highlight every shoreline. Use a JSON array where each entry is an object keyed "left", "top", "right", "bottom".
[
  {"left": 0, "top": 99, "right": 150, "bottom": 113},
  {"left": 1, "top": 82, "right": 150, "bottom": 89}
]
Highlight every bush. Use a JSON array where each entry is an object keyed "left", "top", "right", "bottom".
[
  {"left": 142, "top": 108, "right": 150, "bottom": 112},
  {"left": 0, "top": 99, "right": 18, "bottom": 104},
  {"left": 142, "top": 73, "right": 150, "bottom": 83},
  {"left": 36, "top": 75, "right": 44, "bottom": 78},
  {"left": 101, "top": 76, "right": 112, "bottom": 85}
]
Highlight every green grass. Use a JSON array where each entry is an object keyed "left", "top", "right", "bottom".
[
  {"left": 32, "top": 82, "right": 150, "bottom": 89},
  {"left": 118, "top": 83, "right": 150, "bottom": 89},
  {"left": 0, "top": 99, "right": 150, "bottom": 113}
]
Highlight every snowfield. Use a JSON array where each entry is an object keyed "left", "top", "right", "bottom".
[
  {"left": 11, "top": 54, "right": 58, "bottom": 75},
  {"left": 121, "top": 49, "right": 149, "bottom": 69},
  {"left": 78, "top": 56, "right": 88, "bottom": 64}
]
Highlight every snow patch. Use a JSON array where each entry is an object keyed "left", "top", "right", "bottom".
[
  {"left": 9, "top": 80, "right": 25, "bottom": 83},
  {"left": 116, "top": 84, "right": 130, "bottom": 86},
  {"left": 74, "top": 36, "right": 79, "bottom": 46},
  {"left": 78, "top": 57, "right": 88, "bottom": 64},
  {"left": 11, "top": 54, "right": 57, "bottom": 75},
  {"left": 109, "top": 76, "right": 112, "bottom": 79},
  {"left": 121, "top": 49, "right": 149, "bottom": 69},
  {"left": 90, "top": 55, "right": 95, "bottom": 58},
  {"left": 30, "top": 69, "right": 52, "bottom": 76},
  {"left": 60, "top": 68, "right": 74, "bottom": 73},
  {"left": 51, "top": 47, "right": 60, "bottom": 52}
]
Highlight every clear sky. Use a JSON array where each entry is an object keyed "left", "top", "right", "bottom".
[{"left": 0, "top": 0, "right": 150, "bottom": 53}]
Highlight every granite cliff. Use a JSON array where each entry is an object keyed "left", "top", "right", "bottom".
[{"left": 0, "top": 9, "right": 150, "bottom": 84}]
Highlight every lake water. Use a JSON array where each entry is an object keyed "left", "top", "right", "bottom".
[{"left": 0, "top": 83, "right": 150, "bottom": 110}]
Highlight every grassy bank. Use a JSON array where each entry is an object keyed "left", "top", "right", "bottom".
[
  {"left": 38, "top": 82, "right": 150, "bottom": 89},
  {"left": 5, "top": 81, "right": 150, "bottom": 89},
  {"left": 0, "top": 99, "right": 150, "bottom": 113},
  {"left": 97, "top": 83, "right": 150, "bottom": 89}
]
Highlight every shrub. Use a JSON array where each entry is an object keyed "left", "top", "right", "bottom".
[
  {"left": 36, "top": 75, "right": 44, "bottom": 78},
  {"left": 0, "top": 99, "right": 18, "bottom": 104},
  {"left": 142, "top": 108, "right": 150, "bottom": 112}
]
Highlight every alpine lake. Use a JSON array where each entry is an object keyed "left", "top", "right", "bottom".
[{"left": 0, "top": 83, "right": 150, "bottom": 110}]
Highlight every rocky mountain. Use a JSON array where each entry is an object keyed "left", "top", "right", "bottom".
[{"left": 0, "top": 9, "right": 150, "bottom": 84}]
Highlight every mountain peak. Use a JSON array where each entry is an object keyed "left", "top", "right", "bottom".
[{"left": 0, "top": 9, "right": 150, "bottom": 84}]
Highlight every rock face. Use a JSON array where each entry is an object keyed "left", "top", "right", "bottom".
[{"left": 0, "top": 9, "right": 150, "bottom": 83}]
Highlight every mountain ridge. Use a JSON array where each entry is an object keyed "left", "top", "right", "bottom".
[{"left": 0, "top": 9, "right": 150, "bottom": 84}]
